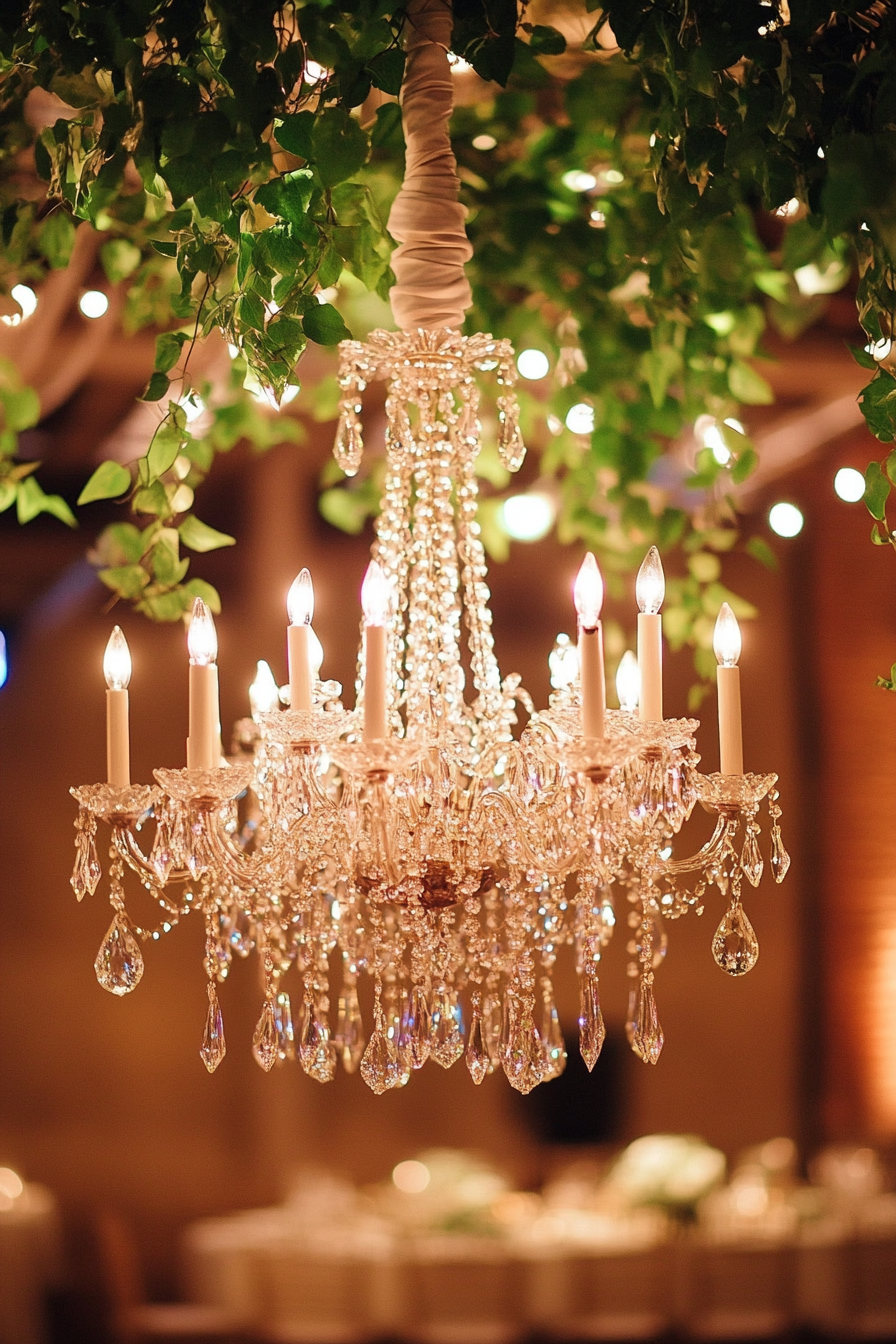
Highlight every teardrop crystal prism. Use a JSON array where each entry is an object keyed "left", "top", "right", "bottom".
[
  {"left": 274, "top": 991, "right": 295, "bottom": 1061},
  {"left": 95, "top": 916, "right": 144, "bottom": 996},
  {"left": 712, "top": 899, "right": 760, "bottom": 976},
  {"left": 740, "top": 829, "right": 764, "bottom": 887},
  {"left": 360, "top": 1029, "right": 401, "bottom": 1094},
  {"left": 503, "top": 1011, "right": 545, "bottom": 1094},
  {"left": 200, "top": 983, "right": 226, "bottom": 1072},
  {"left": 399, "top": 984, "right": 432, "bottom": 1069},
  {"left": 770, "top": 828, "right": 790, "bottom": 883},
  {"left": 228, "top": 908, "right": 255, "bottom": 958},
  {"left": 482, "top": 993, "right": 501, "bottom": 1070},
  {"left": 150, "top": 816, "right": 173, "bottom": 883},
  {"left": 299, "top": 999, "right": 336, "bottom": 1083},
  {"left": 335, "top": 982, "right": 364, "bottom": 1073},
  {"left": 630, "top": 977, "right": 664, "bottom": 1064},
  {"left": 466, "top": 998, "right": 490, "bottom": 1085},
  {"left": 252, "top": 998, "right": 278, "bottom": 1072},
  {"left": 578, "top": 975, "right": 606, "bottom": 1071},
  {"left": 540, "top": 980, "right": 567, "bottom": 1080},
  {"left": 431, "top": 988, "right": 464, "bottom": 1068}
]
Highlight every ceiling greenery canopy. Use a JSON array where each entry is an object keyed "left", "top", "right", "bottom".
[{"left": 1, "top": 0, "right": 894, "bottom": 690}]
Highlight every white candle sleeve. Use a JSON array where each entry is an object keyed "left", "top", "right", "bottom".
[
  {"left": 106, "top": 688, "right": 130, "bottom": 787},
  {"left": 188, "top": 663, "right": 220, "bottom": 770},
  {"left": 637, "top": 611, "right": 663, "bottom": 722},
  {"left": 288, "top": 624, "right": 313, "bottom": 712},
  {"left": 717, "top": 664, "right": 743, "bottom": 775},
  {"left": 363, "top": 624, "right": 388, "bottom": 741},
  {"left": 579, "top": 624, "right": 606, "bottom": 740}
]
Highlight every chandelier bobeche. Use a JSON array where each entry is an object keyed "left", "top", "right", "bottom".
[{"left": 70, "top": 0, "right": 789, "bottom": 1095}]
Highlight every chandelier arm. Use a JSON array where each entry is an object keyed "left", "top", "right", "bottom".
[
  {"left": 387, "top": 0, "right": 472, "bottom": 331},
  {"left": 656, "top": 813, "right": 731, "bottom": 879},
  {"left": 114, "top": 826, "right": 193, "bottom": 886}
]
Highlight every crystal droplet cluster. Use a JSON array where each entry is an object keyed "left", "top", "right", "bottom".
[{"left": 71, "top": 330, "right": 790, "bottom": 1090}]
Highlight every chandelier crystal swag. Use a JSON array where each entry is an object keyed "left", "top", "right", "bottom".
[{"left": 71, "top": 0, "right": 789, "bottom": 1093}]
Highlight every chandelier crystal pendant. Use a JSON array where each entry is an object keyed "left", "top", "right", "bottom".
[{"left": 71, "top": 0, "right": 789, "bottom": 1093}]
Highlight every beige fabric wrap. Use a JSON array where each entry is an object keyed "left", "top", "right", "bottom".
[{"left": 387, "top": 0, "right": 473, "bottom": 331}]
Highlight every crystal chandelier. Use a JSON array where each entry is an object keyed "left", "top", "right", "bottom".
[{"left": 70, "top": 0, "right": 789, "bottom": 1094}]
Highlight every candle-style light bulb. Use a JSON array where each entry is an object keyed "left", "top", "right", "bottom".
[
  {"left": 103, "top": 626, "right": 131, "bottom": 690},
  {"left": 616, "top": 650, "right": 640, "bottom": 713},
  {"left": 713, "top": 602, "right": 742, "bottom": 667},
  {"left": 287, "top": 568, "right": 314, "bottom": 626},
  {"left": 249, "top": 660, "right": 280, "bottom": 717},
  {"left": 549, "top": 633, "right": 579, "bottom": 691},
  {"left": 636, "top": 546, "right": 665, "bottom": 615},
  {"left": 187, "top": 597, "right": 218, "bottom": 666},
  {"left": 573, "top": 552, "right": 603, "bottom": 629},
  {"left": 361, "top": 560, "right": 390, "bottom": 626}
]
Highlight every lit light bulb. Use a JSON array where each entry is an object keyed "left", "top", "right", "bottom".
[
  {"left": 549, "top": 633, "right": 579, "bottom": 690},
  {"left": 179, "top": 394, "right": 205, "bottom": 424},
  {"left": 562, "top": 170, "right": 597, "bottom": 192},
  {"left": 12, "top": 283, "right": 37, "bottom": 319},
  {"left": 565, "top": 402, "right": 594, "bottom": 435},
  {"left": 187, "top": 597, "right": 218, "bottom": 665},
  {"left": 615, "top": 650, "right": 640, "bottom": 711},
  {"left": 713, "top": 603, "right": 742, "bottom": 667},
  {"left": 636, "top": 546, "right": 665, "bottom": 614},
  {"left": 516, "top": 349, "right": 550, "bottom": 380},
  {"left": 768, "top": 501, "right": 804, "bottom": 538},
  {"left": 103, "top": 626, "right": 132, "bottom": 690},
  {"left": 834, "top": 467, "right": 865, "bottom": 502},
  {"left": 573, "top": 553, "right": 603, "bottom": 629},
  {"left": 79, "top": 289, "right": 109, "bottom": 319},
  {"left": 308, "top": 626, "right": 324, "bottom": 675},
  {"left": 361, "top": 560, "right": 390, "bottom": 626},
  {"left": 501, "top": 492, "right": 555, "bottom": 541},
  {"left": 249, "top": 660, "right": 280, "bottom": 716},
  {"left": 287, "top": 568, "right": 314, "bottom": 626}
]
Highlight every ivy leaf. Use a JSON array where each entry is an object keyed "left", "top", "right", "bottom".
[
  {"left": 182, "top": 577, "right": 222, "bottom": 612},
  {"left": 142, "top": 371, "right": 170, "bottom": 403},
  {"left": 848, "top": 342, "right": 879, "bottom": 371},
  {"left": 101, "top": 239, "right": 142, "bottom": 282},
  {"left": 730, "top": 447, "right": 758, "bottom": 484},
  {"left": 38, "top": 211, "right": 75, "bottom": 268},
  {"left": 275, "top": 112, "right": 314, "bottom": 159},
  {"left": 745, "top": 536, "right": 778, "bottom": 570},
  {"left": 179, "top": 515, "right": 236, "bottom": 552},
  {"left": 859, "top": 373, "right": 896, "bottom": 443},
  {"left": 319, "top": 486, "right": 370, "bottom": 534},
  {"left": 78, "top": 460, "right": 132, "bottom": 505},
  {"left": 99, "top": 565, "right": 150, "bottom": 599},
  {"left": 255, "top": 169, "right": 314, "bottom": 228},
  {"left": 312, "top": 109, "right": 369, "bottom": 188},
  {"left": 528, "top": 25, "right": 567, "bottom": 55},
  {"left": 863, "top": 460, "right": 891, "bottom": 521},
  {"left": 154, "top": 332, "right": 188, "bottom": 374},
  {"left": 1, "top": 386, "right": 40, "bottom": 432},
  {"left": 15, "top": 476, "right": 75, "bottom": 526},
  {"left": 728, "top": 361, "right": 774, "bottom": 404},
  {"left": 146, "top": 425, "right": 182, "bottom": 481},
  {"left": 302, "top": 302, "right": 351, "bottom": 345},
  {"left": 367, "top": 47, "right": 406, "bottom": 95}
]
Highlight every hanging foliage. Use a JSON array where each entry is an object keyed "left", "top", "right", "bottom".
[{"left": 0, "top": 1, "right": 894, "bottom": 684}]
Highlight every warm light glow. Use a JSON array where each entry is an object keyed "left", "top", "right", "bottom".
[
  {"left": 79, "top": 289, "right": 109, "bottom": 319},
  {"left": 103, "top": 626, "right": 132, "bottom": 690},
  {"left": 574, "top": 552, "right": 603, "bottom": 629},
  {"left": 304, "top": 59, "right": 327, "bottom": 84},
  {"left": 287, "top": 568, "right": 314, "bottom": 626},
  {"left": 834, "top": 467, "right": 865, "bottom": 503},
  {"left": 472, "top": 134, "right": 496, "bottom": 151},
  {"left": 501, "top": 492, "right": 555, "bottom": 541},
  {"left": 308, "top": 626, "right": 324, "bottom": 675},
  {"left": 549, "top": 633, "right": 578, "bottom": 690},
  {"left": 864, "top": 337, "right": 891, "bottom": 362},
  {"left": 713, "top": 603, "right": 742, "bottom": 667},
  {"left": 774, "top": 197, "right": 800, "bottom": 219},
  {"left": 603, "top": 168, "right": 624, "bottom": 185},
  {"left": 589, "top": 209, "right": 607, "bottom": 228},
  {"left": 769, "top": 501, "right": 804, "bottom": 538},
  {"left": 179, "top": 394, "right": 206, "bottom": 424},
  {"left": 0, "top": 1168, "right": 24, "bottom": 1200},
  {"left": 187, "top": 597, "right": 218, "bottom": 665},
  {"left": 616, "top": 650, "right": 640, "bottom": 712},
  {"left": 8, "top": 283, "right": 37, "bottom": 326},
  {"left": 392, "top": 1160, "right": 431, "bottom": 1193},
  {"left": 361, "top": 560, "right": 390, "bottom": 626},
  {"left": 565, "top": 402, "right": 594, "bottom": 435},
  {"left": 794, "top": 259, "right": 847, "bottom": 296},
  {"left": 516, "top": 348, "right": 550, "bottom": 380},
  {"left": 447, "top": 52, "right": 472, "bottom": 73},
  {"left": 249, "top": 660, "right": 280, "bottom": 716},
  {"left": 636, "top": 545, "right": 665, "bottom": 614},
  {"left": 562, "top": 170, "right": 597, "bottom": 192}
]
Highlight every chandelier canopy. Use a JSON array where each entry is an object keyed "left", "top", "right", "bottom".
[{"left": 71, "top": 0, "right": 789, "bottom": 1094}]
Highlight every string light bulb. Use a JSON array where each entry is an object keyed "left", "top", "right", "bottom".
[
  {"left": 287, "top": 568, "right": 314, "bottom": 626},
  {"left": 636, "top": 546, "right": 665, "bottom": 615},
  {"left": 713, "top": 603, "right": 742, "bottom": 667},
  {"left": 103, "top": 627, "right": 132, "bottom": 691},
  {"left": 187, "top": 598, "right": 218, "bottom": 666},
  {"left": 573, "top": 553, "right": 603, "bottom": 629}
]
